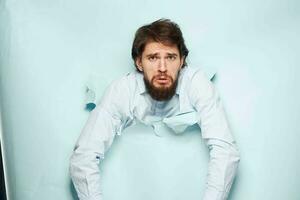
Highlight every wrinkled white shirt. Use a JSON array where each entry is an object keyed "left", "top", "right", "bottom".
[{"left": 70, "top": 66, "right": 240, "bottom": 200}]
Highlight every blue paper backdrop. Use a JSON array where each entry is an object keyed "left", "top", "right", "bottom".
[{"left": 0, "top": 0, "right": 300, "bottom": 200}]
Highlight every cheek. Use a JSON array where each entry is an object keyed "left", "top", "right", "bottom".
[
  {"left": 144, "top": 71, "right": 155, "bottom": 81},
  {"left": 168, "top": 62, "right": 181, "bottom": 75},
  {"left": 142, "top": 67, "right": 156, "bottom": 79},
  {"left": 170, "top": 69, "right": 180, "bottom": 79}
]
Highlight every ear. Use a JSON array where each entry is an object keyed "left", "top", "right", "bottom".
[{"left": 135, "top": 57, "right": 143, "bottom": 72}]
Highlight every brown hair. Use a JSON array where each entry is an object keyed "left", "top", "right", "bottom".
[{"left": 131, "top": 18, "right": 189, "bottom": 71}]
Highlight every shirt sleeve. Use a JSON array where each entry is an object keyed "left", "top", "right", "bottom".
[
  {"left": 189, "top": 69, "right": 241, "bottom": 200},
  {"left": 69, "top": 78, "right": 131, "bottom": 200}
]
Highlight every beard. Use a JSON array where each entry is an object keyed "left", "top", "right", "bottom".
[{"left": 143, "top": 73, "right": 178, "bottom": 101}]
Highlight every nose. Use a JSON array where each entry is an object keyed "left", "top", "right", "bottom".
[{"left": 158, "top": 58, "right": 167, "bottom": 72}]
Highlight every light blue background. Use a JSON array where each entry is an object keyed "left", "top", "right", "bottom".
[{"left": 0, "top": 0, "right": 300, "bottom": 199}]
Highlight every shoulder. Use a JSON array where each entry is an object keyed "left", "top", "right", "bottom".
[
  {"left": 182, "top": 66, "right": 215, "bottom": 104},
  {"left": 181, "top": 66, "right": 212, "bottom": 90},
  {"left": 103, "top": 71, "right": 137, "bottom": 97},
  {"left": 97, "top": 71, "right": 138, "bottom": 116}
]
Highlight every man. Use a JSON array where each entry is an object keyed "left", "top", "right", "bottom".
[{"left": 70, "top": 19, "right": 240, "bottom": 200}]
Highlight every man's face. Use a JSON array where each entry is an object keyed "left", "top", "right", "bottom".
[{"left": 135, "top": 41, "right": 184, "bottom": 101}]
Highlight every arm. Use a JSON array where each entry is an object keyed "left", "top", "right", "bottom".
[
  {"left": 69, "top": 79, "right": 130, "bottom": 200},
  {"left": 189, "top": 70, "right": 241, "bottom": 200},
  {"left": 202, "top": 139, "right": 240, "bottom": 199}
]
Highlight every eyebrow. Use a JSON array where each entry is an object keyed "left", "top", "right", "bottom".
[
  {"left": 145, "top": 52, "right": 178, "bottom": 58},
  {"left": 166, "top": 53, "right": 178, "bottom": 57},
  {"left": 145, "top": 53, "right": 159, "bottom": 58}
]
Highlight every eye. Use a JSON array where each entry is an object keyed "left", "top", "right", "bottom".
[
  {"left": 167, "top": 55, "right": 176, "bottom": 61},
  {"left": 148, "top": 56, "right": 157, "bottom": 61}
]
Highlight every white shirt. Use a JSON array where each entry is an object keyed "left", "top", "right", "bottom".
[{"left": 70, "top": 66, "right": 240, "bottom": 200}]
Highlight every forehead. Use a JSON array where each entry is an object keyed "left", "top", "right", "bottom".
[{"left": 143, "top": 41, "right": 179, "bottom": 55}]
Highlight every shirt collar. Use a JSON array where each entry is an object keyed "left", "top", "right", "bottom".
[{"left": 135, "top": 67, "right": 187, "bottom": 96}]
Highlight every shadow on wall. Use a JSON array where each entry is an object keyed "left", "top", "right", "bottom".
[
  {"left": 69, "top": 180, "right": 79, "bottom": 200},
  {"left": 0, "top": 143, "right": 7, "bottom": 200}
]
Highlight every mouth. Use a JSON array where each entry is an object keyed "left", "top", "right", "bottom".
[{"left": 155, "top": 75, "right": 170, "bottom": 85}]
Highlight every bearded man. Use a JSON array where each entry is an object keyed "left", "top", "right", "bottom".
[{"left": 70, "top": 19, "right": 240, "bottom": 200}]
